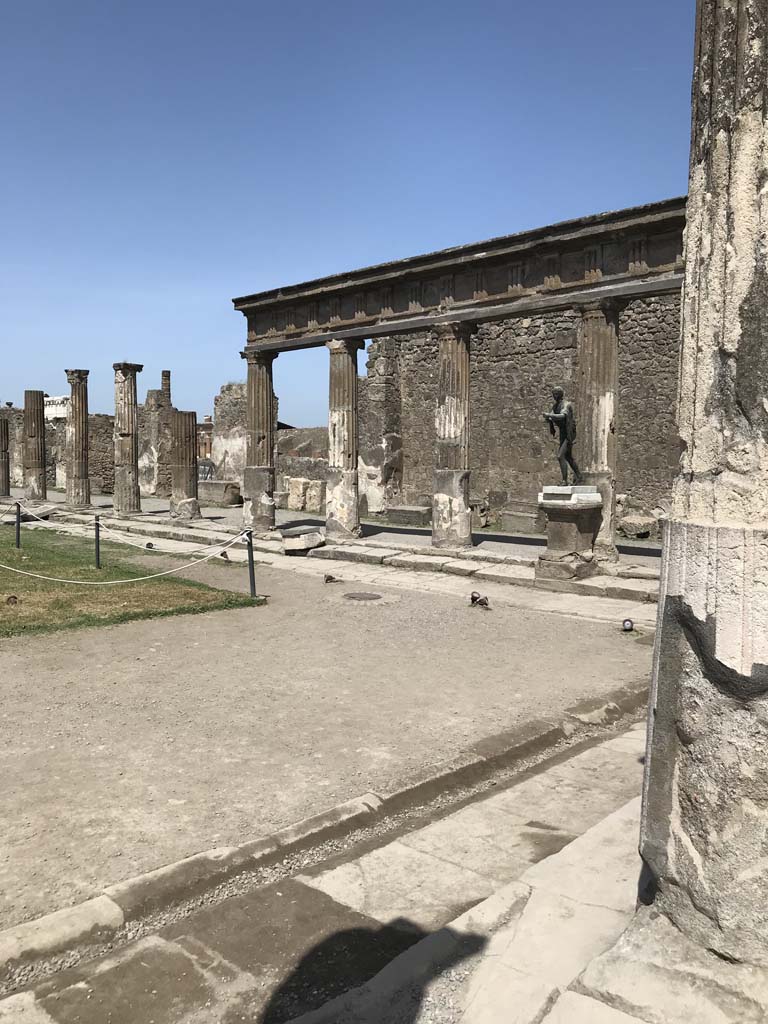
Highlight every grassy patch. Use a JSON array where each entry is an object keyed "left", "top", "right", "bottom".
[{"left": 0, "top": 525, "right": 261, "bottom": 638}]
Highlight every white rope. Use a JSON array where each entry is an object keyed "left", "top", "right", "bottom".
[{"left": 0, "top": 532, "right": 249, "bottom": 586}]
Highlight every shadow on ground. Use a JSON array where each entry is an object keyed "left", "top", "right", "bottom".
[{"left": 259, "top": 918, "right": 486, "bottom": 1024}]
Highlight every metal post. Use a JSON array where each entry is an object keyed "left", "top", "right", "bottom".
[
  {"left": 95, "top": 515, "right": 101, "bottom": 569},
  {"left": 15, "top": 502, "right": 20, "bottom": 549},
  {"left": 245, "top": 530, "right": 256, "bottom": 599}
]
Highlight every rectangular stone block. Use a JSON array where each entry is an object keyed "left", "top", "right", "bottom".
[
  {"left": 198, "top": 481, "right": 242, "bottom": 507},
  {"left": 305, "top": 480, "right": 327, "bottom": 514},
  {"left": 286, "top": 477, "right": 310, "bottom": 512},
  {"left": 386, "top": 505, "right": 432, "bottom": 527}
]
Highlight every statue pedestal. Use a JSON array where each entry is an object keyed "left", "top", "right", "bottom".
[{"left": 536, "top": 485, "right": 603, "bottom": 581}]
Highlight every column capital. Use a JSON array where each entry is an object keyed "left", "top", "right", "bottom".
[
  {"left": 431, "top": 320, "right": 477, "bottom": 343},
  {"left": 65, "top": 369, "right": 90, "bottom": 384},
  {"left": 241, "top": 347, "right": 277, "bottom": 366},
  {"left": 326, "top": 338, "right": 365, "bottom": 354},
  {"left": 113, "top": 362, "right": 144, "bottom": 375},
  {"left": 575, "top": 298, "right": 625, "bottom": 321}
]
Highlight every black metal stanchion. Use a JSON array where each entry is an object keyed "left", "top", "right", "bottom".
[
  {"left": 95, "top": 515, "right": 101, "bottom": 569},
  {"left": 245, "top": 530, "right": 256, "bottom": 599},
  {"left": 15, "top": 502, "right": 20, "bottom": 549}
]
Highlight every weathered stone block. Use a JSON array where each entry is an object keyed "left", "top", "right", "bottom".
[
  {"left": 286, "top": 477, "right": 311, "bottom": 512},
  {"left": 282, "top": 526, "right": 325, "bottom": 555},
  {"left": 305, "top": 480, "right": 326, "bottom": 514},
  {"left": 198, "top": 481, "right": 242, "bottom": 507},
  {"left": 387, "top": 505, "right": 432, "bottom": 527}
]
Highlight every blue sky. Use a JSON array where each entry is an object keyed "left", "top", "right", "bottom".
[{"left": 0, "top": 1, "right": 695, "bottom": 425}]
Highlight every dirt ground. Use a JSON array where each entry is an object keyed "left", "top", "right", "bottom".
[{"left": 0, "top": 560, "right": 651, "bottom": 929}]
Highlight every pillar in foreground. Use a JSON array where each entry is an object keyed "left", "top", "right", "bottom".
[
  {"left": 241, "top": 348, "right": 277, "bottom": 532},
  {"left": 0, "top": 418, "right": 10, "bottom": 498},
  {"left": 23, "top": 390, "right": 47, "bottom": 501},
  {"left": 576, "top": 303, "right": 619, "bottom": 564},
  {"left": 641, "top": 0, "right": 768, "bottom": 965},
  {"left": 170, "top": 410, "right": 201, "bottom": 520},
  {"left": 432, "top": 323, "right": 473, "bottom": 548},
  {"left": 65, "top": 369, "right": 90, "bottom": 507},
  {"left": 113, "top": 362, "right": 143, "bottom": 516},
  {"left": 326, "top": 338, "right": 363, "bottom": 540}
]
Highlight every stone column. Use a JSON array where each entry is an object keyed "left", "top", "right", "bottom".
[
  {"left": 241, "top": 348, "right": 277, "bottom": 532},
  {"left": 65, "top": 369, "right": 90, "bottom": 507},
  {"left": 23, "top": 390, "right": 47, "bottom": 501},
  {"left": 170, "top": 411, "right": 201, "bottom": 520},
  {"left": 161, "top": 370, "right": 172, "bottom": 403},
  {"left": 640, "top": 0, "right": 768, "bottom": 966},
  {"left": 0, "top": 418, "right": 10, "bottom": 498},
  {"left": 113, "top": 362, "right": 143, "bottom": 516},
  {"left": 576, "top": 303, "right": 619, "bottom": 564},
  {"left": 326, "top": 338, "right": 363, "bottom": 540},
  {"left": 432, "top": 322, "right": 473, "bottom": 548}
]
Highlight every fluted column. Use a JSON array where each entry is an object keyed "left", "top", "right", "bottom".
[
  {"left": 65, "top": 369, "right": 90, "bottom": 507},
  {"left": 170, "top": 411, "right": 201, "bottom": 520},
  {"left": 432, "top": 322, "right": 473, "bottom": 548},
  {"left": 640, "top": 0, "right": 768, "bottom": 966},
  {"left": 0, "top": 419, "right": 10, "bottom": 498},
  {"left": 23, "top": 390, "right": 47, "bottom": 501},
  {"left": 576, "top": 303, "right": 619, "bottom": 563},
  {"left": 241, "top": 348, "right": 277, "bottom": 532},
  {"left": 113, "top": 362, "right": 143, "bottom": 516},
  {"left": 326, "top": 338, "right": 363, "bottom": 539}
]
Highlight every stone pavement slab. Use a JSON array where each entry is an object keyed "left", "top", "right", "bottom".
[{"left": 543, "top": 991, "right": 644, "bottom": 1023}]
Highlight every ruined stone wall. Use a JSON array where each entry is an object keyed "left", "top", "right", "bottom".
[
  {"left": 616, "top": 294, "right": 681, "bottom": 518},
  {"left": 358, "top": 339, "right": 402, "bottom": 514},
  {"left": 211, "top": 383, "right": 248, "bottom": 483},
  {"left": 373, "top": 295, "right": 681, "bottom": 521},
  {"left": 138, "top": 390, "right": 174, "bottom": 497},
  {"left": 89, "top": 415, "right": 115, "bottom": 494}
]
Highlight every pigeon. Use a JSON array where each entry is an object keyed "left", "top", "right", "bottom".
[
  {"left": 145, "top": 542, "right": 154, "bottom": 549},
  {"left": 220, "top": 551, "right": 230, "bottom": 561},
  {"left": 470, "top": 591, "right": 490, "bottom": 609},
  {"left": 324, "top": 573, "right": 341, "bottom": 584},
  {"left": 6, "top": 595, "right": 19, "bottom": 606}
]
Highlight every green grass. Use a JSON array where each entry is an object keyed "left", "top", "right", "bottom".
[{"left": 0, "top": 524, "right": 261, "bottom": 638}]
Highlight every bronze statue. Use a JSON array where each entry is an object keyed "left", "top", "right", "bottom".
[{"left": 543, "top": 386, "right": 582, "bottom": 485}]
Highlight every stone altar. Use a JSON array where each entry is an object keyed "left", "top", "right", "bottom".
[{"left": 535, "top": 485, "right": 602, "bottom": 581}]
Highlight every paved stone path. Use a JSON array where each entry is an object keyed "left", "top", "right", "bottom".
[{"left": 0, "top": 727, "right": 647, "bottom": 1023}]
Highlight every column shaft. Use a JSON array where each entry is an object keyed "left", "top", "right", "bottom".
[
  {"left": 641, "top": 0, "right": 768, "bottom": 966},
  {"left": 241, "top": 349, "right": 277, "bottom": 532},
  {"left": 65, "top": 370, "right": 90, "bottom": 507},
  {"left": 576, "top": 304, "right": 619, "bottom": 562},
  {"left": 432, "top": 323, "right": 473, "bottom": 548},
  {"left": 23, "top": 390, "right": 47, "bottom": 501},
  {"left": 170, "top": 411, "right": 201, "bottom": 520},
  {"left": 326, "top": 338, "right": 363, "bottom": 539},
  {"left": 0, "top": 418, "right": 9, "bottom": 498},
  {"left": 161, "top": 370, "right": 172, "bottom": 403},
  {"left": 113, "top": 363, "right": 143, "bottom": 516}
]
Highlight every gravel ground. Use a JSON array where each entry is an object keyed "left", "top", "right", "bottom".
[{"left": 0, "top": 557, "right": 650, "bottom": 931}]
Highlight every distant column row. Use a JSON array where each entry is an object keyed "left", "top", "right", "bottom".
[{"left": 9, "top": 365, "right": 200, "bottom": 520}]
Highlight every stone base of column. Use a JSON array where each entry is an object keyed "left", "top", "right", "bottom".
[
  {"left": 641, "top": 517, "right": 768, "bottom": 967},
  {"left": 66, "top": 485, "right": 91, "bottom": 509},
  {"left": 170, "top": 497, "right": 201, "bottom": 521},
  {"left": 242, "top": 466, "right": 276, "bottom": 533},
  {"left": 25, "top": 472, "right": 47, "bottom": 502},
  {"left": 583, "top": 471, "right": 619, "bottom": 568},
  {"left": 326, "top": 468, "right": 360, "bottom": 541},
  {"left": 535, "top": 486, "right": 602, "bottom": 581},
  {"left": 432, "top": 469, "right": 472, "bottom": 549}
]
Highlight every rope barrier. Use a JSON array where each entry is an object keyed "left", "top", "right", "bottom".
[{"left": 0, "top": 531, "right": 248, "bottom": 586}]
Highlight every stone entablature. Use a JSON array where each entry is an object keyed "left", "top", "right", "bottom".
[{"left": 233, "top": 198, "right": 685, "bottom": 351}]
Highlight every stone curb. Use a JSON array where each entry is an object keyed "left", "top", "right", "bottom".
[{"left": 0, "top": 680, "right": 649, "bottom": 991}]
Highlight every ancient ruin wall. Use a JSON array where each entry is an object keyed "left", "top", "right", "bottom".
[
  {"left": 377, "top": 296, "right": 681, "bottom": 520},
  {"left": 616, "top": 295, "right": 681, "bottom": 517}
]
